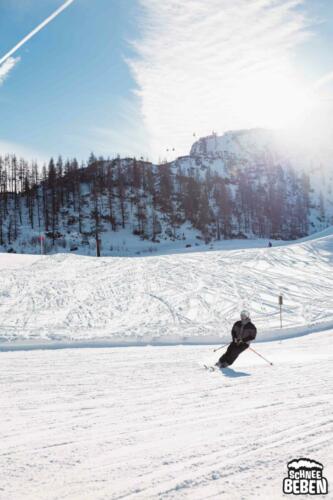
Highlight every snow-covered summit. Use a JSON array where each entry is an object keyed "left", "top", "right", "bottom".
[
  {"left": 190, "top": 128, "right": 286, "bottom": 162},
  {"left": 188, "top": 128, "right": 333, "bottom": 230},
  {"left": 190, "top": 128, "right": 270, "bottom": 155}
]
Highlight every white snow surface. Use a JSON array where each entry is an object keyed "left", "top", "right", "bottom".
[
  {"left": 1, "top": 229, "right": 333, "bottom": 346},
  {"left": 1, "top": 330, "right": 332, "bottom": 499},
  {"left": 1, "top": 231, "right": 333, "bottom": 499}
]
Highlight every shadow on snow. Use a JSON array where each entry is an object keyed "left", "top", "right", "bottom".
[{"left": 220, "top": 367, "right": 250, "bottom": 378}]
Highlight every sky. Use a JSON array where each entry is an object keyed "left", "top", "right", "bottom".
[{"left": 0, "top": 0, "right": 333, "bottom": 164}]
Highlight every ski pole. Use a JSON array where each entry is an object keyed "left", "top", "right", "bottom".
[
  {"left": 213, "top": 343, "right": 228, "bottom": 353},
  {"left": 248, "top": 346, "right": 273, "bottom": 366}
]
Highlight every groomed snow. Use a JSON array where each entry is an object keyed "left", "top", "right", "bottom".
[
  {"left": 1, "top": 231, "right": 333, "bottom": 499},
  {"left": 1, "top": 330, "right": 332, "bottom": 499},
  {"left": 0, "top": 230, "right": 333, "bottom": 346}
]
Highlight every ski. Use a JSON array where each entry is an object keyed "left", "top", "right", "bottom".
[{"left": 204, "top": 364, "right": 217, "bottom": 372}]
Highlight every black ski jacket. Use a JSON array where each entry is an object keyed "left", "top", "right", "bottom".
[{"left": 231, "top": 320, "right": 257, "bottom": 343}]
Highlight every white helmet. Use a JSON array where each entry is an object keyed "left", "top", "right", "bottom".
[{"left": 240, "top": 310, "right": 250, "bottom": 320}]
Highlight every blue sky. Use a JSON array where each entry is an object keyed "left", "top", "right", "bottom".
[
  {"left": 0, "top": 0, "right": 333, "bottom": 163},
  {"left": 0, "top": 0, "right": 146, "bottom": 161}
]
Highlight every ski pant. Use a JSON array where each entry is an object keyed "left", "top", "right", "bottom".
[{"left": 219, "top": 341, "right": 249, "bottom": 366}]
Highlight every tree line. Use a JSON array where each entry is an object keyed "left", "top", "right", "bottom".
[{"left": 0, "top": 151, "right": 321, "bottom": 254}]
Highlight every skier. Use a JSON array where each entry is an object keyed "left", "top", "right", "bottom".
[{"left": 216, "top": 310, "right": 257, "bottom": 368}]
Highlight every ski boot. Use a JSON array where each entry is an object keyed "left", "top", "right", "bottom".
[
  {"left": 215, "top": 360, "right": 229, "bottom": 369},
  {"left": 221, "top": 361, "right": 229, "bottom": 368}
]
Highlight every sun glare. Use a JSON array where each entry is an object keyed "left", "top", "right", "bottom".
[{"left": 233, "top": 73, "right": 312, "bottom": 131}]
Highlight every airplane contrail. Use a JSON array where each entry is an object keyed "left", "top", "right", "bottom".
[{"left": 0, "top": 0, "right": 75, "bottom": 67}]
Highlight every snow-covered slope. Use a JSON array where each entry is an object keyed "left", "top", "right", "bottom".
[
  {"left": 297, "top": 224, "right": 333, "bottom": 242},
  {"left": 1, "top": 330, "right": 332, "bottom": 499},
  {"left": 1, "top": 226, "right": 332, "bottom": 500},
  {"left": 1, "top": 230, "right": 333, "bottom": 346}
]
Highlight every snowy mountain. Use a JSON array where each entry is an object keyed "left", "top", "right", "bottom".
[
  {"left": 190, "top": 128, "right": 332, "bottom": 178},
  {"left": 189, "top": 128, "right": 333, "bottom": 221},
  {"left": 0, "top": 129, "right": 332, "bottom": 256},
  {"left": 190, "top": 128, "right": 286, "bottom": 161}
]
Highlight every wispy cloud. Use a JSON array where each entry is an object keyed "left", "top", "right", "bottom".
[
  {"left": 0, "top": 0, "right": 75, "bottom": 68},
  {"left": 129, "top": 0, "right": 311, "bottom": 159},
  {"left": 0, "top": 57, "right": 20, "bottom": 85}
]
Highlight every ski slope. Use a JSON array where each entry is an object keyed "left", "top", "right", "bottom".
[
  {"left": 1, "top": 330, "right": 332, "bottom": 499},
  {"left": 1, "top": 231, "right": 333, "bottom": 499},
  {"left": 0, "top": 229, "right": 333, "bottom": 346}
]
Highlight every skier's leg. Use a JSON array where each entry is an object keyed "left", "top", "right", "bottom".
[
  {"left": 218, "top": 342, "right": 236, "bottom": 366},
  {"left": 223, "top": 342, "right": 241, "bottom": 365},
  {"left": 218, "top": 342, "right": 248, "bottom": 366},
  {"left": 228, "top": 343, "right": 248, "bottom": 365}
]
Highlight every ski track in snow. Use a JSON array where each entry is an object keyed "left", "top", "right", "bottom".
[
  {"left": 0, "top": 330, "right": 332, "bottom": 499},
  {"left": 1, "top": 232, "right": 333, "bottom": 498},
  {"left": 0, "top": 233, "right": 333, "bottom": 345}
]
